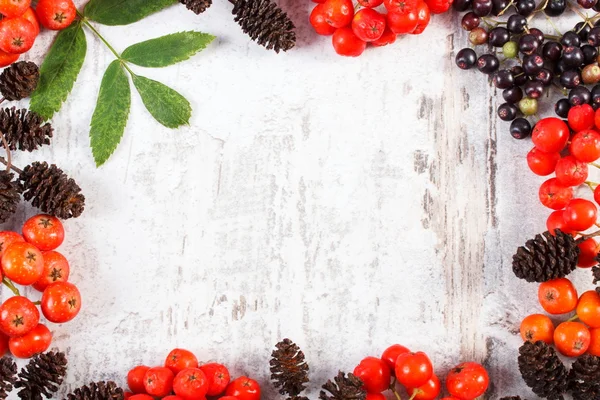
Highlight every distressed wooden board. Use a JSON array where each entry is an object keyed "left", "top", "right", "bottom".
[{"left": 1, "top": 2, "right": 595, "bottom": 399}]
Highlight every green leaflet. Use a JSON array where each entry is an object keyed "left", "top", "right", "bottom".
[
  {"left": 30, "top": 22, "right": 87, "bottom": 120},
  {"left": 90, "top": 60, "right": 131, "bottom": 167},
  {"left": 122, "top": 31, "right": 215, "bottom": 68},
  {"left": 85, "top": 0, "right": 177, "bottom": 26},
  {"left": 132, "top": 75, "right": 191, "bottom": 129}
]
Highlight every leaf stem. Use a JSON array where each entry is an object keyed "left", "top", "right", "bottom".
[
  {"left": 78, "top": 12, "right": 122, "bottom": 61},
  {"left": 2, "top": 278, "right": 20, "bottom": 296}
]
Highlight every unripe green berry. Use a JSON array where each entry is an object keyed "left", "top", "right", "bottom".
[
  {"left": 502, "top": 41, "right": 518, "bottom": 58},
  {"left": 519, "top": 97, "right": 538, "bottom": 116}
]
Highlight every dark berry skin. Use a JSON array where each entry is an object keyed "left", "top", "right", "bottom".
[
  {"left": 511, "top": 66, "right": 528, "bottom": 85},
  {"left": 560, "top": 69, "right": 582, "bottom": 88},
  {"left": 561, "top": 31, "right": 581, "bottom": 47},
  {"left": 516, "top": 0, "right": 536, "bottom": 15},
  {"left": 529, "top": 28, "right": 545, "bottom": 44},
  {"left": 492, "top": 0, "right": 510, "bottom": 14},
  {"left": 503, "top": 86, "right": 523, "bottom": 103},
  {"left": 461, "top": 12, "right": 481, "bottom": 31},
  {"left": 488, "top": 27, "right": 510, "bottom": 47},
  {"left": 582, "top": 44, "right": 598, "bottom": 64},
  {"left": 592, "top": 85, "right": 600, "bottom": 108},
  {"left": 493, "top": 69, "right": 514, "bottom": 88},
  {"left": 545, "top": 0, "right": 566, "bottom": 15},
  {"left": 507, "top": 14, "right": 527, "bottom": 33},
  {"left": 510, "top": 118, "right": 532, "bottom": 139},
  {"left": 555, "top": 59, "right": 569, "bottom": 75},
  {"left": 543, "top": 41, "right": 563, "bottom": 62},
  {"left": 519, "top": 34, "right": 539, "bottom": 55},
  {"left": 575, "top": 22, "right": 592, "bottom": 41},
  {"left": 562, "top": 46, "right": 584, "bottom": 68},
  {"left": 535, "top": 68, "right": 554, "bottom": 86},
  {"left": 456, "top": 48, "right": 478, "bottom": 69},
  {"left": 472, "top": 0, "right": 493, "bottom": 15},
  {"left": 569, "top": 86, "right": 592, "bottom": 105},
  {"left": 498, "top": 103, "right": 519, "bottom": 121},
  {"left": 523, "top": 54, "right": 544, "bottom": 75},
  {"left": 453, "top": 0, "right": 472, "bottom": 11},
  {"left": 588, "top": 26, "right": 600, "bottom": 46},
  {"left": 524, "top": 80, "right": 544, "bottom": 98},
  {"left": 555, "top": 98, "right": 571, "bottom": 118},
  {"left": 477, "top": 54, "right": 499, "bottom": 74},
  {"left": 579, "top": 0, "right": 597, "bottom": 8}
]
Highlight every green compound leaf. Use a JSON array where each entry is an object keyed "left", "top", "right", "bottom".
[
  {"left": 132, "top": 75, "right": 191, "bottom": 129},
  {"left": 90, "top": 60, "right": 131, "bottom": 167},
  {"left": 85, "top": 0, "right": 177, "bottom": 26},
  {"left": 30, "top": 22, "right": 87, "bottom": 120},
  {"left": 122, "top": 31, "right": 216, "bottom": 68}
]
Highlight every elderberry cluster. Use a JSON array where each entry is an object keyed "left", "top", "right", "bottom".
[{"left": 454, "top": 0, "right": 600, "bottom": 139}]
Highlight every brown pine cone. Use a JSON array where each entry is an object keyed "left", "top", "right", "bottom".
[
  {"left": 64, "top": 381, "right": 124, "bottom": 400},
  {"left": 518, "top": 341, "right": 568, "bottom": 400},
  {"left": 15, "top": 351, "right": 68, "bottom": 400},
  {"left": 19, "top": 162, "right": 85, "bottom": 219},
  {"left": 0, "top": 357, "right": 17, "bottom": 399},
  {"left": 319, "top": 372, "right": 366, "bottom": 400},
  {"left": 500, "top": 397, "right": 526, "bottom": 400},
  {"left": 0, "top": 61, "right": 39, "bottom": 101},
  {"left": 230, "top": 0, "right": 296, "bottom": 53},
  {"left": 512, "top": 230, "right": 579, "bottom": 282},
  {"left": 569, "top": 354, "right": 600, "bottom": 400},
  {"left": 270, "top": 339, "right": 309, "bottom": 397},
  {"left": 0, "top": 107, "right": 53, "bottom": 152},
  {"left": 0, "top": 170, "right": 20, "bottom": 224},
  {"left": 180, "top": 0, "right": 212, "bottom": 13}
]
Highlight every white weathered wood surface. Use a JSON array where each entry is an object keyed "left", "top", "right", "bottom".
[{"left": 2, "top": 1, "right": 597, "bottom": 399}]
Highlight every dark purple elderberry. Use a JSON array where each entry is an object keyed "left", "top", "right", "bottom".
[
  {"left": 574, "top": 21, "right": 592, "bottom": 40},
  {"left": 516, "top": 0, "right": 536, "bottom": 15},
  {"left": 529, "top": 28, "right": 545, "bottom": 44},
  {"left": 453, "top": 0, "right": 472, "bottom": 11},
  {"left": 510, "top": 118, "right": 532, "bottom": 139},
  {"left": 493, "top": 69, "right": 514, "bottom": 88},
  {"left": 582, "top": 44, "right": 598, "bottom": 64},
  {"left": 519, "top": 34, "right": 539, "bottom": 55},
  {"left": 545, "top": 0, "right": 566, "bottom": 15},
  {"left": 591, "top": 85, "right": 600, "bottom": 109},
  {"left": 578, "top": 0, "right": 597, "bottom": 8},
  {"left": 561, "top": 31, "right": 581, "bottom": 47},
  {"left": 542, "top": 41, "right": 563, "bottom": 61},
  {"left": 555, "top": 98, "right": 571, "bottom": 118},
  {"left": 489, "top": 27, "right": 510, "bottom": 47},
  {"left": 473, "top": 0, "right": 493, "bottom": 15},
  {"left": 524, "top": 80, "right": 544, "bottom": 98},
  {"left": 535, "top": 68, "right": 553, "bottom": 86},
  {"left": 560, "top": 69, "right": 582, "bottom": 88},
  {"left": 523, "top": 54, "right": 544, "bottom": 75},
  {"left": 503, "top": 86, "right": 523, "bottom": 103},
  {"left": 594, "top": 0, "right": 600, "bottom": 10},
  {"left": 588, "top": 26, "right": 600, "bottom": 46},
  {"left": 477, "top": 54, "right": 499, "bottom": 74},
  {"left": 555, "top": 59, "right": 569, "bottom": 74},
  {"left": 569, "top": 86, "right": 592, "bottom": 105},
  {"left": 492, "top": 0, "right": 510, "bottom": 14},
  {"left": 498, "top": 103, "right": 519, "bottom": 121},
  {"left": 469, "top": 27, "right": 489, "bottom": 45},
  {"left": 507, "top": 14, "right": 527, "bottom": 33},
  {"left": 455, "top": 48, "right": 478, "bottom": 69},
  {"left": 511, "top": 65, "right": 528, "bottom": 85},
  {"left": 461, "top": 12, "right": 481, "bottom": 31},
  {"left": 562, "top": 46, "right": 584, "bottom": 68}
]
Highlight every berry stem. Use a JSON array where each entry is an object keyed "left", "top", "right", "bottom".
[
  {"left": 590, "top": 162, "right": 600, "bottom": 169},
  {"left": 0, "top": 130, "right": 11, "bottom": 173},
  {"left": 585, "top": 181, "right": 598, "bottom": 189},
  {"left": 581, "top": 229, "right": 600, "bottom": 239},
  {"left": 389, "top": 380, "right": 403, "bottom": 400},
  {"left": 568, "top": 314, "right": 579, "bottom": 322},
  {"left": 0, "top": 157, "right": 22, "bottom": 175},
  {"left": 2, "top": 278, "right": 20, "bottom": 296},
  {"left": 33, "top": 301, "right": 40, "bottom": 306},
  {"left": 407, "top": 389, "right": 421, "bottom": 400},
  {"left": 545, "top": 15, "right": 563, "bottom": 36},
  {"left": 498, "top": 0, "right": 515, "bottom": 16}
]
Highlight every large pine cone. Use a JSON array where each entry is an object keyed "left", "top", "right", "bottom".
[
  {"left": 270, "top": 339, "right": 309, "bottom": 397},
  {"left": 19, "top": 162, "right": 85, "bottom": 219},
  {"left": 230, "top": 0, "right": 296, "bottom": 53},
  {"left": 569, "top": 355, "right": 600, "bottom": 400},
  {"left": 0, "top": 107, "right": 53, "bottom": 152},
  {"left": 180, "top": 0, "right": 212, "bottom": 13},
  {"left": 319, "top": 372, "right": 366, "bottom": 400},
  {"left": 512, "top": 230, "right": 579, "bottom": 282},
  {"left": 0, "top": 61, "right": 39, "bottom": 101},
  {"left": 64, "top": 381, "right": 124, "bottom": 400},
  {"left": 15, "top": 351, "right": 68, "bottom": 400},
  {"left": 0, "top": 170, "right": 20, "bottom": 224},
  {"left": 518, "top": 341, "right": 568, "bottom": 400},
  {"left": 0, "top": 357, "right": 17, "bottom": 399}
]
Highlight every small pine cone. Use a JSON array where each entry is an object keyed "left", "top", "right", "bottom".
[
  {"left": 593, "top": 266, "right": 600, "bottom": 285},
  {"left": 230, "top": 0, "right": 296, "bottom": 53},
  {"left": 64, "top": 381, "right": 124, "bottom": 400},
  {"left": 0, "top": 107, "right": 53, "bottom": 152},
  {"left": 19, "top": 162, "right": 85, "bottom": 219},
  {"left": 518, "top": 341, "right": 568, "bottom": 400},
  {"left": 180, "top": 0, "right": 212, "bottom": 13},
  {"left": 319, "top": 371, "right": 366, "bottom": 400},
  {"left": 270, "top": 338, "right": 309, "bottom": 397},
  {"left": 569, "top": 354, "right": 600, "bottom": 400},
  {"left": 0, "top": 170, "right": 20, "bottom": 224},
  {"left": 0, "top": 357, "right": 17, "bottom": 399},
  {"left": 0, "top": 61, "right": 39, "bottom": 101},
  {"left": 15, "top": 351, "right": 68, "bottom": 400},
  {"left": 512, "top": 230, "right": 579, "bottom": 282},
  {"left": 500, "top": 397, "right": 525, "bottom": 400}
]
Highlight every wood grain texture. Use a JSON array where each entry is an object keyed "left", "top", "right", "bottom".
[{"left": 1, "top": 2, "right": 594, "bottom": 399}]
